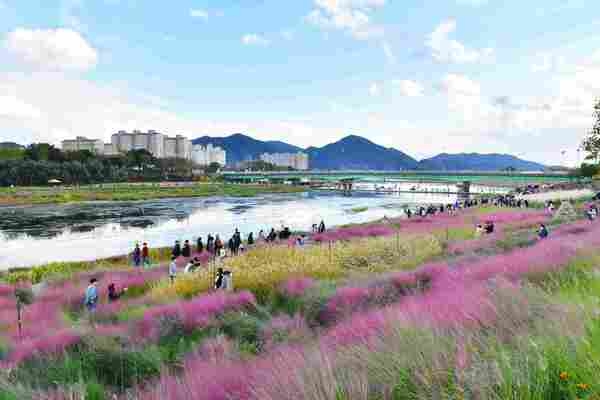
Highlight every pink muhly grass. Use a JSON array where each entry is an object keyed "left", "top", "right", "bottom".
[
  {"left": 325, "top": 287, "right": 372, "bottom": 319},
  {"left": 280, "top": 277, "right": 315, "bottom": 297},
  {"left": 196, "top": 335, "right": 235, "bottom": 363},
  {"left": 6, "top": 329, "right": 81, "bottom": 365},
  {"left": 0, "top": 283, "right": 14, "bottom": 297},
  {"left": 313, "top": 224, "right": 396, "bottom": 242},
  {"left": 261, "top": 314, "right": 311, "bottom": 351},
  {"left": 94, "top": 323, "right": 131, "bottom": 338},
  {"left": 138, "top": 291, "right": 256, "bottom": 340}
]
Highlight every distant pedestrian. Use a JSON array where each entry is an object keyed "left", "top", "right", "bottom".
[
  {"left": 247, "top": 232, "right": 255, "bottom": 246},
  {"left": 132, "top": 243, "right": 142, "bottom": 267},
  {"left": 258, "top": 230, "right": 266, "bottom": 242},
  {"left": 215, "top": 235, "right": 224, "bottom": 257},
  {"left": 215, "top": 268, "right": 224, "bottom": 290},
  {"left": 197, "top": 237, "right": 204, "bottom": 253},
  {"left": 169, "top": 256, "right": 177, "bottom": 284},
  {"left": 172, "top": 240, "right": 182, "bottom": 258},
  {"left": 538, "top": 224, "right": 549, "bottom": 239},
  {"left": 318, "top": 220, "right": 326, "bottom": 234},
  {"left": 108, "top": 283, "right": 127, "bottom": 302},
  {"left": 182, "top": 240, "right": 192, "bottom": 258},
  {"left": 84, "top": 278, "right": 99, "bottom": 317},
  {"left": 207, "top": 234, "right": 214, "bottom": 255},
  {"left": 142, "top": 243, "right": 150, "bottom": 268}
]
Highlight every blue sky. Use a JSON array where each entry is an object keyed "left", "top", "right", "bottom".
[{"left": 0, "top": 0, "right": 599, "bottom": 165}]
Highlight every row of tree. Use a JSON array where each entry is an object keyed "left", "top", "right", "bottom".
[
  {"left": 0, "top": 144, "right": 205, "bottom": 187},
  {"left": 580, "top": 99, "right": 600, "bottom": 178}
]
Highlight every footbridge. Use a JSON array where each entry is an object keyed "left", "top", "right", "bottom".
[{"left": 222, "top": 171, "right": 576, "bottom": 186}]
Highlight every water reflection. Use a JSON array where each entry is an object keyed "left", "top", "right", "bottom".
[{"left": 0, "top": 187, "right": 505, "bottom": 269}]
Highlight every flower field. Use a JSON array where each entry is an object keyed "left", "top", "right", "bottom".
[{"left": 2, "top": 204, "right": 600, "bottom": 399}]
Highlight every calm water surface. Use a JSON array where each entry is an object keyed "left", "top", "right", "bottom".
[{"left": 0, "top": 185, "right": 504, "bottom": 269}]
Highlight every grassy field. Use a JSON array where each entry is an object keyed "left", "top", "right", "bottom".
[
  {"left": 2, "top": 205, "right": 600, "bottom": 399},
  {"left": 0, "top": 183, "right": 305, "bottom": 206}
]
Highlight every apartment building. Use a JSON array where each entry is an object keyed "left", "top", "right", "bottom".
[
  {"left": 191, "top": 144, "right": 227, "bottom": 166},
  {"left": 260, "top": 152, "right": 309, "bottom": 170}
]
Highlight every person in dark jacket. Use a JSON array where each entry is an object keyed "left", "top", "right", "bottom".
[
  {"left": 132, "top": 243, "right": 142, "bottom": 267},
  {"left": 197, "top": 237, "right": 204, "bottom": 253},
  {"left": 538, "top": 224, "right": 549, "bottom": 239},
  {"left": 207, "top": 234, "right": 214, "bottom": 254},
  {"left": 142, "top": 243, "right": 150, "bottom": 268},
  {"left": 182, "top": 240, "right": 192, "bottom": 258},
  {"left": 172, "top": 240, "right": 182, "bottom": 258},
  {"left": 247, "top": 232, "right": 254, "bottom": 246},
  {"left": 318, "top": 220, "right": 326, "bottom": 234},
  {"left": 214, "top": 268, "right": 224, "bottom": 289},
  {"left": 267, "top": 228, "right": 277, "bottom": 242},
  {"left": 108, "top": 283, "right": 127, "bottom": 302}
]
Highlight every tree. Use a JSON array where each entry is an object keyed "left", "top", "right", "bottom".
[
  {"left": 578, "top": 163, "right": 599, "bottom": 178},
  {"left": 126, "top": 149, "right": 155, "bottom": 177},
  {"left": 206, "top": 162, "right": 221, "bottom": 174},
  {"left": 583, "top": 99, "right": 600, "bottom": 163}
]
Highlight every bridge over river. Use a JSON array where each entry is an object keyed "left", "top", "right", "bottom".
[{"left": 223, "top": 171, "right": 577, "bottom": 186}]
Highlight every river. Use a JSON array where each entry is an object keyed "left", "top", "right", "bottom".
[{"left": 0, "top": 184, "right": 507, "bottom": 269}]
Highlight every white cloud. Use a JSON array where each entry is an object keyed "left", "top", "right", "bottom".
[
  {"left": 441, "top": 73, "right": 481, "bottom": 96},
  {"left": 394, "top": 79, "right": 424, "bottom": 97},
  {"left": 0, "top": 71, "right": 332, "bottom": 148},
  {"left": 241, "top": 34, "right": 270, "bottom": 46},
  {"left": 189, "top": 8, "right": 209, "bottom": 19},
  {"left": 382, "top": 41, "right": 396, "bottom": 64},
  {"left": 531, "top": 52, "right": 566, "bottom": 73},
  {"left": 426, "top": 19, "right": 494, "bottom": 64},
  {"left": 305, "top": 0, "right": 386, "bottom": 40},
  {"left": 4, "top": 28, "right": 98, "bottom": 72},
  {"left": 0, "top": 96, "right": 42, "bottom": 119}
]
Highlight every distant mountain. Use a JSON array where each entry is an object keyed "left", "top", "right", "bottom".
[
  {"left": 191, "top": 133, "right": 545, "bottom": 171},
  {"left": 418, "top": 153, "right": 545, "bottom": 171},
  {"left": 306, "top": 135, "right": 418, "bottom": 170},
  {"left": 192, "top": 133, "right": 302, "bottom": 164},
  {"left": 0, "top": 142, "right": 24, "bottom": 150}
]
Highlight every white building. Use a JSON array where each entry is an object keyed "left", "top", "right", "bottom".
[
  {"left": 260, "top": 152, "right": 309, "bottom": 170},
  {"left": 192, "top": 144, "right": 226, "bottom": 166},
  {"left": 61, "top": 130, "right": 193, "bottom": 160},
  {"left": 110, "top": 130, "right": 191, "bottom": 159},
  {"left": 61, "top": 136, "right": 104, "bottom": 154}
]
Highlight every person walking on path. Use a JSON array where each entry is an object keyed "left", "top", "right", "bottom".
[
  {"left": 247, "top": 232, "right": 254, "bottom": 246},
  {"left": 84, "top": 278, "right": 99, "bottom": 324},
  {"left": 132, "top": 243, "right": 142, "bottom": 268},
  {"left": 215, "top": 235, "right": 224, "bottom": 257},
  {"left": 172, "top": 240, "right": 182, "bottom": 258},
  {"left": 169, "top": 256, "right": 177, "bottom": 284},
  {"left": 207, "top": 234, "right": 215, "bottom": 255},
  {"left": 182, "top": 240, "right": 192, "bottom": 258},
  {"left": 233, "top": 229, "right": 242, "bottom": 255},
  {"left": 318, "top": 220, "right": 326, "bottom": 234},
  {"left": 538, "top": 224, "right": 549, "bottom": 239},
  {"left": 142, "top": 243, "right": 150, "bottom": 268},
  {"left": 197, "top": 237, "right": 204, "bottom": 253},
  {"left": 214, "top": 268, "right": 224, "bottom": 290}
]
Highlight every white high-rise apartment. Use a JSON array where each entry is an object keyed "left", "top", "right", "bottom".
[
  {"left": 61, "top": 136, "right": 105, "bottom": 154},
  {"left": 192, "top": 144, "right": 227, "bottom": 166},
  {"left": 260, "top": 152, "right": 309, "bottom": 170},
  {"left": 110, "top": 130, "right": 191, "bottom": 159}
]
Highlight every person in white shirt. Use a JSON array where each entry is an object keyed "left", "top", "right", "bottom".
[{"left": 169, "top": 257, "right": 177, "bottom": 284}]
